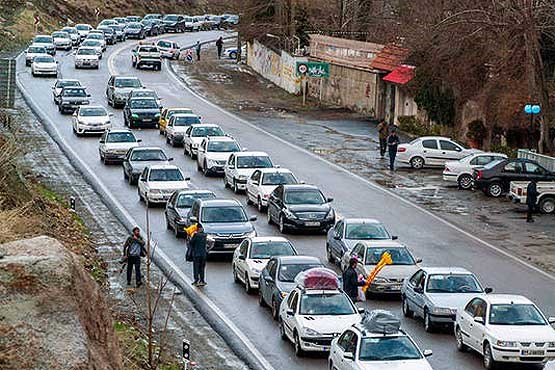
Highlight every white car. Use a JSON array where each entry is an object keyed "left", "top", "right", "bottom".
[
  {"left": 80, "top": 40, "right": 103, "bottom": 58},
  {"left": 455, "top": 294, "right": 555, "bottom": 369},
  {"left": 51, "top": 31, "right": 72, "bottom": 50},
  {"left": 25, "top": 45, "right": 47, "bottom": 66},
  {"left": 74, "top": 47, "right": 100, "bottom": 69},
  {"left": 32, "top": 34, "right": 56, "bottom": 55},
  {"left": 246, "top": 168, "right": 299, "bottom": 211},
  {"left": 61, "top": 26, "right": 81, "bottom": 45},
  {"left": 224, "top": 151, "right": 274, "bottom": 193},
  {"left": 85, "top": 32, "right": 106, "bottom": 51},
  {"left": 184, "top": 16, "right": 198, "bottom": 31},
  {"left": 232, "top": 236, "right": 297, "bottom": 293},
  {"left": 443, "top": 152, "right": 508, "bottom": 189},
  {"left": 156, "top": 39, "right": 180, "bottom": 59},
  {"left": 72, "top": 106, "right": 112, "bottom": 136},
  {"left": 98, "top": 129, "right": 141, "bottom": 164},
  {"left": 279, "top": 268, "right": 363, "bottom": 356},
  {"left": 340, "top": 240, "right": 421, "bottom": 295},
  {"left": 31, "top": 54, "right": 58, "bottom": 77},
  {"left": 183, "top": 124, "right": 225, "bottom": 159},
  {"left": 396, "top": 136, "right": 480, "bottom": 169},
  {"left": 197, "top": 136, "right": 241, "bottom": 176},
  {"left": 138, "top": 165, "right": 190, "bottom": 205},
  {"left": 329, "top": 310, "right": 434, "bottom": 370},
  {"left": 75, "top": 23, "right": 93, "bottom": 39},
  {"left": 165, "top": 113, "right": 202, "bottom": 147}
]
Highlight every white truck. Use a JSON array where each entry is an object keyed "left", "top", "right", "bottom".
[{"left": 508, "top": 181, "right": 555, "bottom": 214}]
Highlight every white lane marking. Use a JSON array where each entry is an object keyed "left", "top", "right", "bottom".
[
  {"left": 16, "top": 45, "right": 277, "bottom": 370},
  {"left": 162, "top": 56, "right": 555, "bottom": 282}
]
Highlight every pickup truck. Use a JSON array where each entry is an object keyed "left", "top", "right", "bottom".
[
  {"left": 508, "top": 181, "right": 555, "bottom": 214},
  {"left": 131, "top": 44, "right": 162, "bottom": 70}
]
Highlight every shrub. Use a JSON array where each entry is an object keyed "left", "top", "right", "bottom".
[
  {"left": 466, "top": 120, "right": 486, "bottom": 141},
  {"left": 398, "top": 116, "right": 443, "bottom": 137},
  {"left": 490, "top": 144, "right": 517, "bottom": 158}
]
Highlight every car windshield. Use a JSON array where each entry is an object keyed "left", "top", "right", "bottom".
[
  {"left": 63, "top": 88, "right": 87, "bottom": 97},
  {"left": 34, "top": 36, "right": 52, "bottom": 43},
  {"left": 365, "top": 248, "right": 415, "bottom": 265},
  {"left": 489, "top": 304, "right": 547, "bottom": 325},
  {"left": 261, "top": 172, "right": 297, "bottom": 185},
  {"left": 173, "top": 116, "right": 200, "bottom": 126},
  {"left": 426, "top": 274, "right": 482, "bottom": 293},
  {"left": 52, "top": 32, "right": 68, "bottom": 38},
  {"left": 63, "top": 28, "right": 78, "bottom": 34},
  {"left": 34, "top": 56, "right": 54, "bottom": 63},
  {"left": 345, "top": 223, "right": 390, "bottom": 240},
  {"left": 76, "top": 25, "right": 89, "bottom": 30},
  {"left": 359, "top": 336, "right": 422, "bottom": 361},
  {"left": 299, "top": 293, "right": 355, "bottom": 315},
  {"left": 80, "top": 107, "right": 106, "bottom": 116},
  {"left": 201, "top": 206, "right": 247, "bottom": 223},
  {"left": 148, "top": 169, "right": 184, "bottom": 181},
  {"left": 158, "top": 41, "right": 172, "bottom": 48},
  {"left": 130, "top": 99, "right": 158, "bottom": 109},
  {"left": 87, "top": 34, "right": 102, "bottom": 39},
  {"left": 250, "top": 241, "right": 296, "bottom": 259},
  {"left": 176, "top": 192, "right": 216, "bottom": 208},
  {"left": 484, "top": 159, "right": 504, "bottom": 169},
  {"left": 284, "top": 190, "right": 325, "bottom": 205},
  {"left": 237, "top": 156, "right": 273, "bottom": 169},
  {"left": 130, "top": 149, "right": 166, "bottom": 161},
  {"left": 56, "top": 80, "right": 80, "bottom": 88},
  {"left": 207, "top": 141, "right": 240, "bottom": 152},
  {"left": 77, "top": 48, "right": 97, "bottom": 55},
  {"left": 139, "top": 46, "right": 158, "bottom": 53},
  {"left": 132, "top": 91, "right": 157, "bottom": 99},
  {"left": 278, "top": 263, "right": 321, "bottom": 282},
  {"left": 192, "top": 127, "right": 224, "bottom": 137},
  {"left": 167, "top": 109, "right": 193, "bottom": 118},
  {"left": 28, "top": 47, "right": 46, "bottom": 53},
  {"left": 164, "top": 15, "right": 180, "bottom": 21},
  {"left": 82, "top": 41, "right": 100, "bottom": 47},
  {"left": 106, "top": 132, "right": 135, "bottom": 143},
  {"left": 128, "top": 23, "right": 141, "bottom": 28},
  {"left": 115, "top": 78, "right": 142, "bottom": 88}
]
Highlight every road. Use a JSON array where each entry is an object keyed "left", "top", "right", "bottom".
[{"left": 17, "top": 30, "right": 555, "bottom": 370}]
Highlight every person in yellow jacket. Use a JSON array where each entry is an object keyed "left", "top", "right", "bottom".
[{"left": 184, "top": 223, "right": 198, "bottom": 238}]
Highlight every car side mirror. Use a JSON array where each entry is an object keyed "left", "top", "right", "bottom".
[
  {"left": 264, "top": 275, "right": 273, "bottom": 282},
  {"left": 414, "top": 286, "right": 423, "bottom": 294},
  {"left": 72, "top": 112, "right": 77, "bottom": 116},
  {"left": 99, "top": 140, "right": 105, "bottom": 144},
  {"left": 548, "top": 317, "right": 555, "bottom": 324},
  {"left": 357, "top": 307, "right": 365, "bottom": 314},
  {"left": 286, "top": 308, "right": 294, "bottom": 316},
  {"left": 137, "top": 139, "right": 142, "bottom": 143},
  {"left": 249, "top": 216, "right": 257, "bottom": 221},
  {"left": 343, "top": 352, "right": 355, "bottom": 361},
  {"left": 87, "top": 94, "right": 91, "bottom": 97},
  {"left": 474, "top": 316, "right": 484, "bottom": 324},
  {"left": 333, "top": 235, "right": 341, "bottom": 240},
  {"left": 391, "top": 235, "right": 398, "bottom": 240},
  {"left": 423, "top": 349, "right": 433, "bottom": 357},
  {"left": 484, "top": 287, "right": 493, "bottom": 294},
  {"left": 109, "top": 113, "right": 114, "bottom": 117},
  {"left": 238, "top": 255, "right": 245, "bottom": 260},
  {"left": 168, "top": 158, "right": 174, "bottom": 161},
  {"left": 416, "top": 258, "right": 422, "bottom": 263},
  {"left": 327, "top": 197, "right": 334, "bottom": 203},
  {"left": 185, "top": 177, "right": 191, "bottom": 181},
  {"left": 189, "top": 216, "right": 198, "bottom": 223},
  {"left": 139, "top": 178, "right": 146, "bottom": 182}
]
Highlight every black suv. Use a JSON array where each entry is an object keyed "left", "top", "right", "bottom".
[
  {"left": 267, "top": 184, "right": 335, "bottom": 233},
  {"left": 97, "top": 26, "right": 116, "bottom": 44},
  {"left": 58, "top": 86, "right": 90, "bottom": 114},
  {"left": 123, "top": 97, "right": 160, "bottom": 128},
  {"left": 186, "top": 199, "right": 257, "bottom": 254},
  {"left": 162, "top": 14, "right": 186, "bottom": 32}
]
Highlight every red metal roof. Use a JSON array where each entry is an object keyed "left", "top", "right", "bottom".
[
  {"left": 383, "top": 65, "right": 416, "bottom": 85},
  {"left": 370, "top": 44, "right": 410, "bottom": 72}
]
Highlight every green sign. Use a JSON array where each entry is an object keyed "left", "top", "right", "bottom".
[{"left": 296, "top": 61, "right": 330, "bottom": 78}]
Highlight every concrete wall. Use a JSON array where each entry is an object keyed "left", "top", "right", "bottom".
[
  {"left": 247, "top": 40, "right": 307, "bottom": 95},
  {"left": 393, "top": 86, "right": 418, "bottom": 124}
]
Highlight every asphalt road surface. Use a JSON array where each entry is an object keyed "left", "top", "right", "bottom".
[{"left": 16, "top": 30, "right": 555, "bottom": 370}]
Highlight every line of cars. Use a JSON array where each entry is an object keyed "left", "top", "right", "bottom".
[{"left": 41, "top": 28, "right": 555, "bottom": 369}]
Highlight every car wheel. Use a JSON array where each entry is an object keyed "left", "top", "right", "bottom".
[
  {"left": 203, "top": 162, "right": 210, "bottom": 177},
  {"left": 246, "top": 194, "right": 253, "bottom": 205},
  {"left": 123, "top": 170, "right": 128, "bottom": 180},
  {"left": 233, "top": 179, "right": 240, "bottom": 194},
  {"left": 267, "top": 209, "right": 273, "bottom": 224},
  {"left": 257, "top": 197, "right": 265, "bottom": 212},
  {"left": 483, "top": 343, "right": 497, "bottom": 370},
  {"left": 294, "top": 332, "right": 304, "bottom": 357},
  {"left": 424, "top": 309, "right": 434, "bottom": 333},
  {"left": 271, "top": 298, "right": 280, "bottom": 321},
  {"left": 279, "top": 215, "right": 288, "bottom": 234},
  {"left": 258, "top": 291, "right": 267, "bottom": 307},
  {"left": 458, "top": 174, "right": 473, "bottom": 190},
  {"left": 138, "top": 188, "right": 143, "bottom": 202},
  {"left": 159, "top": 128, "right": 164, "bottom": 135},
  {"left": 539, "top": 196, "right": 555, "bottom": 214},
  {"left": 174, "top": 223, "right": 182, "bottom": 238},
  {"left": 279, "top": 319, "right": 287, "bottom": 340},
  {"left": 165, "top": 215, "right": 172, "bottom": 230},
  {"left": 128, "top": 174, "right": 135, "bottom": 185},
  {"left": 223, "top": 176, "right": 230, "bottom": 188},
  {"left": 326, "top": 244, "right": 334, "bottom": 263},
  {"left": 233, "top": 265, "right": 240, "bottom": 283},
  {"left": 402, "top": 296, "right": 413, "bottom": 318},
  {"left": 230, "top": 51, "right": 237, "bottom": 59},
  {"left": 487, "top": 182, "right": 503, "bottom": 197},
  {"left": 455, "top": 326, "right": 468, "bottom": 352},
  {"left": 245, "top": 274, "right": 253, "bottom": 294},
  {"left": 197, "top": 160, "right": 202, "bottom": 172},
  {"left": 410, "top": 156, "right": 425, "bottom": 169}
]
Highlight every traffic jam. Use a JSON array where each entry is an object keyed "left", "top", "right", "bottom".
[{"left": 22, "top": 11, "right": 555, "bottom": 370}]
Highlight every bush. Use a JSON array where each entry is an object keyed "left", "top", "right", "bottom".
[
  {"left": 490, "top": 144, "right": 517, "bottom": 158},
  {"left": 398, "top": 116, "right": 443, "bottom": 137},
  {"left": 467, "top": 120, "right": 486, "bottom": 141}
]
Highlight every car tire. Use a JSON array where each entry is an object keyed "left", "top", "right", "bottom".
[
  {"left": 483, "top": 343, "right": 498, "bottom": 370},
  {"left": 233, "top": 265, "right": 240, "bottom": 283},
  {"left": 267, "top": 209, "right": 273, "bottom": 224},
  {"left": 245, "top": 274, "right": 253, "bottom": 294},
  {"left": 203, "top": 162, "right": 210, "bottom": 177},
  {"left": 246, "top": 195, "right": 253, "bottom": 205},
  {"left": 294, "top": 332, "right": 304, "bottom": 357},
  {"left": 258, "top": 291, "right": 267, "bottom": 307},
  {"left": 174, "top": 223, "right": 183, "bottom": 238},
  {"left": 458, "top": 174, "right": 473, "bottom": 190},
  {"left": 230, "top": 51, "right": 237, "bottom": 59},
  {"left": 233, "top": 179, "right": 240, "bottom": 194},
  {"left": 539, "top": 196, "right": 555, "bottom": 214},
  {"left": 486, "top": 182, "right": 503, "bottom": 197},
  {"left": 271, "top": 298, "right": 280, "bottom": 321},
  {"left": 410, "top": 156, "right": 425, "bottom": 169},
  {"left": 402, "top": 296, "right": 413, "bottom": 318},
  {"left": 257, "top": 197, "right": 265, "bottom": 212},
  {"left": 279, "top": 215, "right": 288, "bottom": 234},
  {"left": 455, "top": 326, "right": 468, "bottom": 352},
  {"left": 223, "top": 176, "right": 230, "bottom": 188},
  {"left": 326, "top": 244, "right": 334, "bottom": 263},
  {"left": 165, "top": 215, "right": 172, "bottom": 230},
  {"left": 424, "top": 309, "right": 434, "bottom": 333},
  {"left": 138, "top": 188, "right": 144, "bottom": 202},
  {"left": 279, "top": 319, "right": 287, "bottom": 340},
  {"left": 123, "top": 170, "right": 128, "bottom": 180}
]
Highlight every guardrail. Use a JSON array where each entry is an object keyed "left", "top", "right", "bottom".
[{"left": 518, "top": 149, "right": 555, "bottom": 172}]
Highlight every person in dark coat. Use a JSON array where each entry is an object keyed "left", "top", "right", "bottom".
[
  {"left": 377, "top": 120, "right": 388, "bottom": 158},
  {"left": 188, "top": 223, "right": 208, "bottom": 286},
  {"left": 195, "top": 40, "right": 201, "bottom": 61},
  {"left": 387, "top": 127, "right": 400, "bottom": 171},
  {"left": 342, "top": 257, "right": 365, "bottom": 302},
  {"left": 526, "top": 179, "right": 539, "bottom": 222},
  {"left": 216, "top": 37, "right": 224, "bottom": 59},
  {"left": 123, "top": 227, "right": 146, "bottom": 287}
]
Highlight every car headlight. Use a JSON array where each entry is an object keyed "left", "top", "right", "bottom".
[
  {"left": 155, "top": 113, "right": 160, "bottom": 118},
  {"left": 496, "top": 340, "right": 518, "bottom": 348},
  {"left": 132, "top": 113, "right": 139, "bottom": 119},
  {"left": 237, "top": 175, "right": 247, "bottom": 181},
  {"left": 207, "top": 159, "right": 218, "bottom": 167},
  {"left": 303, "top": 328, "right": 321, "bottom": 337},
  {"left": 548, "top": 342, "right": 555, "bottom": 348},
  {"left": 432, "top": 307, "right": 454, "bottom": 316},
  {"left": 283, "top": 209, "right": 297, "bottom": 219},
  {"left": 280, "top": 291, "right": 288, "bottom": 298},
  {"left": 373, "top": 277, "right": 388, "bottom": 284}
]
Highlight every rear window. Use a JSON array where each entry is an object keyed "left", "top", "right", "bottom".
[
  {"left": 139, "top": 46, "right": 158, "bottom": 53},
  {"left": 158, "top": 41, "right": 171, "bottom": 48}
]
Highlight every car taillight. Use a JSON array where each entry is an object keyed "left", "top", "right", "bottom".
[
  {"left": 475, "top": 170, "right": 482, "bottom": 179},
  {"left": 397, "top": 147, "right": 407, "bottom": 152}
]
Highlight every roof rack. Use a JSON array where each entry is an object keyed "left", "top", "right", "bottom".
[{"left": 360, "top": 310, "right": 401, "bottom": 335}]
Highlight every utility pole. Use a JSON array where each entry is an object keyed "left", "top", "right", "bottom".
[{"left": 146, "top": 204, "right": 153, "bottom": 367}]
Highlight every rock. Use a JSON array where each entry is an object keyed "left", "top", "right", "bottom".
[{"left": 0, "top": 236, "right": 122, "bottom": 370}]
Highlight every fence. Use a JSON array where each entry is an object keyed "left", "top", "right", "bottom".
[
  {"left": 518, "top": 149, "right": 555, "bottom": 172},
  {"left": 0, "top": 59, "right": 16, "bottom": 108}
]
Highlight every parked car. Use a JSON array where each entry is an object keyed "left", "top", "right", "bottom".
[
  {"left": 52, "top": 79, "right": 81, "bottom": 104},
  {"left": 221, "top": 14, "right": 239, "bottom": 27},
  {"left": 113, "top": 17, "right": 128, "bottom": 25},
  {"left": 184, "top": 16, "right": 198, "bottom": 32},
  {"left": 106, "top": 75, "right": 143, "bottom": 108},
  {"left": 25, "top": 45, "right": 48, "bottom": 66},
  {"left": 473, "top": 158, "right": 555, "bottom": 197},
  {"left": 156, "top": 39, "right": 180, "bottom": 59},
  {"left": 340, "top": 240, "right": 421, "bottom": 295},
  {"left": 401, "top": 267, "right": 491, "bottom": 332},
  {"left": 31, "top": 54, "right": 58, "bottom": 77},
  {"left": 224, "top": 45, "right": 246, "bottom": 60},
  {"left": 74, "top": 47, "right": 100, "bottom": 69},
  {"left": 326, "top": 218, "right": 393, "bottom": 264},
  {"left": 165, "top": 190, "right": 216, "bottom": 237},
  {"left": 183, "top": 124, "right": 225, "bottom": 159},
  {"left": 246, "top": 168, "right": 299, "bottom": 212},
  {"left": 232, "top": 236, "right": 297, "bottom": 293},
  {"left": 99, "top": 129, "right": 141, "bottom": 164},
  {"left": 61, "top": 26, "right": 81, "bottom": 45},
  {"left": 125, "top": 22, "right": 146, "bottom": 39},
  {"left": 165, "top": 113, "right": 202, "bottom": 146},
  {"left": 138, "top": 165, "right": 190, "bottom": 205},
  {"left": 51, "top": 31, "right": 72, "bottom": 50},
  {"left": 75, "top": 23, "right": 93, "bottom": 39},
  {"left": 158, "top": 107, "right": 193, "bottom": 135},
  {"left": 32, "top": 34, "right": 56, "bottom": 55},
  {"left": 185, "top": 199, "right": 257, "bottom": 254},
  {"left": 267, "top": 184, "right": 335, "bottom": 234},
  {"left": 123, "top": 146, "right": 171, "bottom": 185},
  {"left": 258, "top": 256, "right": 324, "bottom": 320},
  {"left": 197, "top": 136, "right": 241, "bottom": 175},
  {"left": 223, "top": 151, "right": 274, "bottom": 193},
  {"left": 72, "top": 106, "right": 112, "bottom": 136},
  {"left": 98, "top": 19, "right": 117, "bottom": 27},
  {"left": 162, "top": 14, "right": 186, "bottom": 32},
  {"left": 123, "top": 97, "right": 161, "bottom": 129},
  {"left": 443, "top": 152, "right": 507, "bottom": 189},
  {"left": 140, "top": 20, "right": 160, "bottom": 37},
  {"left": 454, "top": 294, "right": 555, "bottom": 369},
  {"left": 397, "top": 136, "right": 480, "bottom": 169},
  {"left": 509, "top": 180, "right": 555, "bottom": 214}
]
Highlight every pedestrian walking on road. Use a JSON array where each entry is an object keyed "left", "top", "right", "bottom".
[
  {"left": 188, "top": 223, "right": 208, "bottom": 286},
  {"left": 216, "top": 37, "right": 224, "bottom": 59},
  {"left": 342, "top": 257, "right": 366, "bottom": 302},
  {"left": 377, "top": 120, "right": 388, "bottom": 157},
  {"left": 195, "top": 40, "right": 201, "bottom": 61},
  {"left": 123, "top": 227, "right": 146, "bottom": 287},
  {"left": 387, "top": 128, "right": 400, "bottom": 171},
  {"left": 526, "top": 179, "right": 539, "bottom": 223}
]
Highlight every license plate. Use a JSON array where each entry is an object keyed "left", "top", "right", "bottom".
[
  {"left": 225, "top": 243, "right": 239, "bottom": 249},
  {"left": 143, "top": 118, "right": 152, "bottom": 122},
  {"left": 521, "top": 350, "right": 544, "bottom": 356},
  {"left": 305, "top": 221, "right": 320, "bottom": 227},
  {"left": 389, "top": 284, "right": 401, "bottom": 291}
]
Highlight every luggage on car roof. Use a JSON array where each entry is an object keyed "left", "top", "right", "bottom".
[{"left": 361, "top": 310, "right": 401, "bottom": 334}]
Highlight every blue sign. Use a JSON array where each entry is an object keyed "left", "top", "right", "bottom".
[{"left": 524, "top": 104, "right": 541, "bottom": 114}]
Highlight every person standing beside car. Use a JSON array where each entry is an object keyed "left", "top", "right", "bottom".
[
  {"left": 387, "top": 127, "right": 400, "bottom": 171},
  {"left": 195, "top": 40, "right": 201, "bottom": 61},
  {"left": 342, "top": 257, "right": 366, "bottom": 302},
  {"left": 377, "top": 120, "right": 388, "bottom": 158},
  {"left": 216, "top": 37, "right": 223, "bottom": 59},
  {"left": 188, "top": 223, "right": 208, "bottom": 286},
  {"left": 526, "top": 179, "right": 539, "bottom": 223},
  {"left": 123, "top": 227, "right": 146, "bottom": 287}
]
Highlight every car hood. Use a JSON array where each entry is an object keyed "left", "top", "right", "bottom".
[
  {"left": 130, "top": 108, "right": 160, "bottom": 115},
  {"left": 34, "top": 42, "right": 54, "bottom": 48},
  {"left": 488, "top": 325, "right": 555, "bottom": 342},
  {"left": 114, "top": 87, "right": 137, "bottom": 96},
  {"left": 359, "top": 359, "right": 433, "bottom": 370},
  {"left": 147, "top": 181, "right": 189, "bottom": 190},
  {"left": 53, "top": 37, "right": 70, "bottom": 43},
  {"left": 363, "top": 265, "right": 419, "bottom": 280},
  {"left": 104, "top": 142, "right": 138, "bottom": 150},
  {"left": 203, "top": 221, "right": 254, "bottom": 234},
  {"left": 175, "top": 207, "right": 192, "bottom": 218},
  {"left": 34, "top": 62, "right": 57, "bottom": 68},
  {"left": 288, "top": 204, "right": 331, "bottom": 213},
  {"left": 129, "top": 160, "right": 169, "bottom": 172},
  {"left": 276, "top": 281, "right": 296, "bottom": 294},
  {"left": 298, "top": 314, "right": 361, "bottom": 335},
  {"left": 169, "top": 126, "right": 190, "bottom": 133},
  {"left": 247, "top": 259, "right": 269, "bottom": 272},
  {"left": 426, "top": 293, "right": 484, "bottom": 310},
  {"left": 79, "top": 116, "right": 109, "bottom": 124},
  {"left": 206, "top": 152, "right": 234, "bottom": 161},
  {"left": 76, "top": 55, "right": 99, "bottom": 61}
]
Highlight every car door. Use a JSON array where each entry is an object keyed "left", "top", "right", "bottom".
[
  {"left": 183, "top": 126, "right": 193, "bottom": 148},
  {"left": 467, "top": 298, "right": 487, "bottom": 351},
  {"left": 197, "top": 139, "right": 207, "bottom": 165},
  {"left": 138, "top": 167, "right": 149, "bottom": 196},
  {"left": 331, "top": 330, "right": 356, "bottom": 370},
  {"left": 269, "top": 186, "right": 284, "bottom": 222},
  {"left": 283, "top": 290, "right": 299, "bottom": 339},
  {"left": 523, "top": 161, "right": 550, "bottom": 182},
  {"left": 330, "top": 220, "right": 346, "bottom": 261},
  {"left": 339, "top": 331, "right": 359, "bottom": 370},
  {"left": 500, "top": 160, "right": 527, "bottom": 188},
  {"left": 411, "top": 270, "right": 427, "bottom": 318},
  {"left": 106, "top": 76, "right": 114, "bottom": 98},
  {"left": 420, "top": 139, "right": 441, "bottom": 165},
  {"left": 122, "top": 149, "right": 133, "bottom": 177},
  {"left": 262, "top": 259, "right": 277, "bottom": 303},
  {"left": 99, "top": 132, "right": 107, "bottom": 154},
  {"left": 247, "top": 170, "right": 261, "bottom": 203},
  {"left": 439, "top": 139, "right": 465, "bottom": 162},
  {"left": 165, "top": 192, "right": 179, "bottom": 227},
  {"left": 235, "top": 240, "right": 249, "bottom": 277},
  {"left": 225, "top": 154, "right": 235, "bottom": 184},
  {"left": 404, "top": 270, "right": 425, "bottom": 316},
  {"left": 459, "top": 298, "right": 480, "bottom": 351}
]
